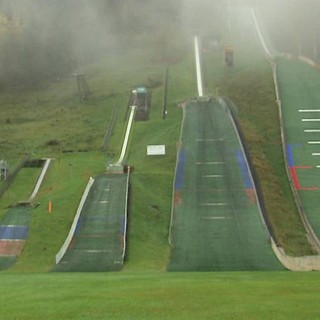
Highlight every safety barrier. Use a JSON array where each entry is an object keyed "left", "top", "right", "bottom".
[
  {"left": 271, "top": 239, "right": 320, "bottom": 271},
  {"left": 194, "top": 36, "right": 204, "bottom": 97},
  {"left": 29, "top": 158, "right": 52, "bottom": 201},
  {"left": 250, "top": 8, "right": 272, "bottom": 58},
  {"left": 55, "top": 176, "right": 95, "bottom": 264},
  {"left": 122, "top": 170, "right": 130, "bottom": 261}
]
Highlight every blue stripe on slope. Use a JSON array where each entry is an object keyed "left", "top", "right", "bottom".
[
  {"left": 286, "top": 144, "right": 294, "bottom": 167},
  {"left": 235, "top": 150, "right": 253, "bottom": 189},
  {"left": 175, "top": 150, "right": 186, "bottom": 190},
  {"left": 0, "top": 226, "right": 28, "bottom": 240}
]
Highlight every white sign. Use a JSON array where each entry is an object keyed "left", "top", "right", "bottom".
[{"left": 147, "top": 145, "right": 166, "bottom": 156}]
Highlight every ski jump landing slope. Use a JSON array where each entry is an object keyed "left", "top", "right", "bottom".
[
  {"left": 168, "top": 98, "right": 283, "bottom": 271},
  {"left": 252, "top": 8, "right": 320, "bottom": 263},
  {"left": 276, "top": 59, "right": 320, "bottom": 244},
  {"left": 55, "top": 173, "right": 129, "bottom": 272},
  {"left": 54, "top": 108, "right": 135, "bottom": 272}
]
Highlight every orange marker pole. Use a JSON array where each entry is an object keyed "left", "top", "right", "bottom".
[{"left": 48, "top": 200, "right": 52, "bottom": 213}]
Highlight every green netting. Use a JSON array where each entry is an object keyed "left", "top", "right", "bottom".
[
  {"left": 1, "top": 205, "right": 31, "bottom": 225},
  {"left": 168, "top": 99, "right": 283, "bottom": 271},
  {"left": 276, "top": 58, "right": 320, "bottom": 238},
  {"left": 54, "top": 174, "right": 128, "bottom": 272},
  {"left": 0, "top": 256, "right": 18, "bottom": 270}
]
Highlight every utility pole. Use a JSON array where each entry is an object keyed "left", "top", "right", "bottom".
[{"left": 0, "top": 160, "right": 8, "bottom": 180}]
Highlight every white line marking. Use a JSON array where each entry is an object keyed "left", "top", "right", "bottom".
[
  {"left": 74, "top": 250, "right": 112, "bottom": 253},
  {"left": 202, "top": 216, "right": 231, "bottom": 220},
  {"left": 304, "top": 129, "right": 320, "bottom": 132},
  {"left": 0, "top": 225, "right": 26, "bottom": 228},
  {"left": 202, "top": 175, "right": 224, "bottom": 178},
  {"left": 0, "top": 239, "right": 25, "bottom": 242},
  {"left": 312, "top": 153, "right": 320, "bottom": 156},
  {"left": 196, "top": 162, "right": 224, "bottom": 165},
  {"left": 100, "top": 200, "right": 108, "bottom": 204},
  {"left": 196, "top": 139, "right": 224, "bottom": 142},
  {"left": 299, "top": 109, "right": 320, "bottom": 112},
  {"left": 308, "top": 141, "right": 320, "bottom": 144},
  {"left": 200, "top": 203, "right": 229, "bottom": 206},
  {"left": 302, "top": 119, "right": 320, "bottom": 122}
]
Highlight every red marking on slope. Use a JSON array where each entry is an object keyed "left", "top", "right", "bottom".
[
  {"left": 245, "top": 189, "right": 257, "bottom": 205},
  {"left": 294, "top": 166, "right": 312, "bottom": 169},
  {"left": 290, "top": 167, "right": 300, "bottom": 189},
  {"left": 174, "top": 190, "right": 182, "bottom": 207},
  {"left": 0, "top": 240, "right": 25, "bottom": 256},
  {"left": 299, "top": 187, "right": 319, "bottom": 191},
  {"left": 290, "top": 166, "right": 319, "bottom": 191}
]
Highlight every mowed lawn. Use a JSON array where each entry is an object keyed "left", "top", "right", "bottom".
[{"left": 0, "top": 271, "right": 319, "bottom": 319}]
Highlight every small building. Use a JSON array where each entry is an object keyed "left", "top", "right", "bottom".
[
  {"left": 131, "top": 87, "right": 151, "bottom": 121},
  {"left": 224, "top": 46, "right": 234, "bottom": 67}
]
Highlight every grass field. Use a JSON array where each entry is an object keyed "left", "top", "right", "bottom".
[
  {"left": 0, "top": 7, "right": 319, "bottom": 319},
  {"left": 0, "top": 271, "right": 320, "bottom": 319}
]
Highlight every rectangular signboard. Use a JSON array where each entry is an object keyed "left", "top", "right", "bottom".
[{"left": 147, "top": 145, "right": 166, "bottom": 156}]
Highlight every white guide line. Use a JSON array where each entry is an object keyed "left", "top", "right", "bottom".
[
  {"left": 194, "top": 36, "right": 204, "bottom": 97},
  {"left": 304, "top": 129, "right": 320, "bottom": 132},
  {"left": 74, "top": 249, "right": 112, "bottom": 253},
  {"left": 200, "top": 203, "right": 229, "bottom": 206},
  {"left": 196, "top": 138, "right": 224, "bottom": 142},
  {"left": 196, "top": 161, "right": 225, "bottom": 165},
  {"left": 202, "top": 175, "right": 224, "bottom": 178},
  {"left": 308, "top": 141, "right": 320, "bottom": 144},
  {"left": 302, "top": 119, "right": 320, "bottom": 122},
  {"left": 55, "top": 177, "right": 95, "bottom": 264},
  {"left": 0, "top": 224, "right": 26, "bottom": 228},
  {"left": 202, "top": 216, "right": 231, "bottom": 220},
  {"left": 312, "top": 153, "right": 320, "bottom": 156},
  {"left": 299, "top": 109, "right": 320, "bottom": 112}
]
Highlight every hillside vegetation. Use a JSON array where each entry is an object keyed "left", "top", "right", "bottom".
[
  {"left": 0, "top": 9, "right": 316, "bottom": 273},
  {"left": 1, "top": 3, "right": 320, "bottom": 320}
]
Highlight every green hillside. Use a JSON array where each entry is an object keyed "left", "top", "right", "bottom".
[{"left": 0, "top": 2, "right": 320, "bottom": 319}]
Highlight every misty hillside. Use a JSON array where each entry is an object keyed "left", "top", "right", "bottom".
[
  {"left": 258, "top": 0, "right": 320, "bottom": 59},
  {"left": 0, "top": 0, "right": 184, "bottom": 88},
  {"left": 0, "top": 1, "right": 319, "bottom": 90}
]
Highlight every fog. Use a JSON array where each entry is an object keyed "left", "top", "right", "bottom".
[
  {"left": 256, "top": 0, "right": 320, "bottom": 58},
  {"left": 0, "top": 0, "right": 319, "bottom": 87}
]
